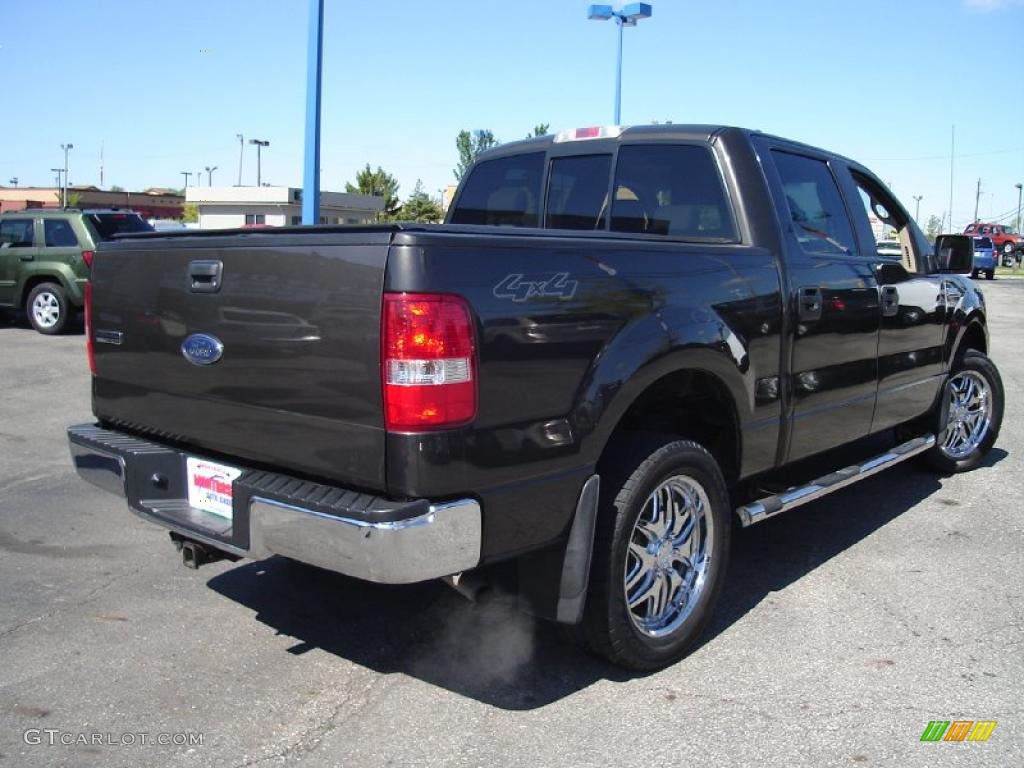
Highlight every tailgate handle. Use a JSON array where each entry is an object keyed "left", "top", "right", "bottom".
[{"left": 189, "top": 260, "right": 223, "bottom": 293}]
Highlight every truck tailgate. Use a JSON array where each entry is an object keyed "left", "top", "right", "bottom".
[{"left": 89, "top": 230, "right": 392, "bottom": 491}]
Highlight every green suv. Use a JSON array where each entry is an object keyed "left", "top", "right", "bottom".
[{"left": 0, "top": 209, "right": 153, "bottom": 334}]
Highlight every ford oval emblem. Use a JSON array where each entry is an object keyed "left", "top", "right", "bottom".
[{"left": 181, "top": 333, "right": 224, "bottom": 366}]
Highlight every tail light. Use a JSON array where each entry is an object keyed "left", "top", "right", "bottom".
[
  {"left": 85, "top": 281, "right": 96, "bottom": 375},
  {"left": 81, "top": 250, "right": 94, "bottom": 268},
  {"left": 382, "top": 293, "right": 476, "bottom": 430}
]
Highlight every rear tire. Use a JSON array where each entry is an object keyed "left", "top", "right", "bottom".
[
  {"left": 26, "top": 283, "right": 69, "bottom": 335},
  {"left": 926, "top": 350, "right": 1003, "bottom": 474},
  {"left": 970, "top": 269, "right": 979, "bottom": 279},
  {"left": 986, "top": 269, "right": 995, "bottom": 280},
  {"left": 580, "top": 436, "right": 730, "bottom": 670}
]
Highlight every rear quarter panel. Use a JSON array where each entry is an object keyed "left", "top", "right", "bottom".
[{"left": 385, "top": 228, "right": 784, "bottom": 560}]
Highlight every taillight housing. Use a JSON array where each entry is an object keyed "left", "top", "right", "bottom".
[
  {"left": 81, "top": 250, "right": 94, "bottom": 268},
  {"left": 85, "top": 281, "right": 96, "bottom": 375},
  {"left": 382, "top": 293, "right": 477, "bottom": 431}
]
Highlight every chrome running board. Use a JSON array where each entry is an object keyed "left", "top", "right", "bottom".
[{"left": 737, "top": 434, "right": 936, "bottom": 527}]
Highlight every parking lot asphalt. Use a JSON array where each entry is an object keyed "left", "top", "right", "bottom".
[{"left": 1, "top": 281, "right": 1022, "bottom": 768}]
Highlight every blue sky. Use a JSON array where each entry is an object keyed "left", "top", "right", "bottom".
[{"left": 2, "top": 0, "right": 1022, "bottom": 228}]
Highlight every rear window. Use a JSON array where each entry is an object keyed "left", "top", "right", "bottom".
[
  {"left": 610, "top": 144, "right": 737, "bottom": 240},
  {"left": 973, "top": 237, "right": 993, "bottom": 248},
  {"left": 449, "top": 153, "right": 544, "bottom": 227},
  {"left": 86, "top": 213, "right": 154, "bottom": 240},
  {"left": 545, "top": 154, "right": 612, "bottom": 230}
]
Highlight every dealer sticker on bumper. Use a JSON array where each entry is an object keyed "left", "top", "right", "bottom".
[{"left": 186, "top": 457, "right": 243, "bottom": 520}]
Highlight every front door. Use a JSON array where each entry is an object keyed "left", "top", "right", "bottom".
[
  {"left": 758, "top": 143, "right": 882, "bottom": 463},
  {"left": 0, "top": 217, "right": 38, "bottom": 306}
]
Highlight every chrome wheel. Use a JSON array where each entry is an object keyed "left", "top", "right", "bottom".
[
  {"left": 624, "top": 474, "right": 714, "bottom": 638},
  {"left": 31, "top": 291, "right": 61, "bottom": 329},
  {"left": 941, "top": 370, "right": 991, "bottom": 460}
]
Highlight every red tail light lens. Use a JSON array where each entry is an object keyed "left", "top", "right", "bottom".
[
  {"left": 85, "top": 281, "right": 96, "bottom": 375},
  {"left": 81, "top": 250, "right": 94, "bottom": 268},
  {"left": 382, "top": 293, "right": 476, "bottom": 430}
]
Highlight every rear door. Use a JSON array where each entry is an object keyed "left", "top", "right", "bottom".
[
  {"left": 0, "top": 217, "right": 39, "bottom": 305},
  {"left": 90, "top": 229, "right": 394, "bottom": 490},
  {"left": 756, "top": 140, "right": 882, "bottom": 462}
]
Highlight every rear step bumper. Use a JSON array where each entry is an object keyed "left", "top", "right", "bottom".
[
  {"left": 737, "top": 434, "right": 936, "bottom": 527},
  {"left": 67, "top": 424, "right": 481, "bottom": 583}
]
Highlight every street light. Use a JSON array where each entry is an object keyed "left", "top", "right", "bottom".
[
  {"left": 51, "top": 168, "right": 65, "bottom": 205},
  {"left": 912, "top": 195, "right": 923, "bottom": 222},
  {"left": 181, "top": 171, "right": 192, "bottom": 188},
  {"left": 205, "top": 166, "right": 218, "bottom": 186},
  {"left": 249, "top": 139, "right": 269, "bottom": 186},
  {"left": 236, "top": 134, "right": 245, "bottom": 186},
  {"left": 1015, "top": 183, "right": 1022, "bottom": 233},
  {"left": 61, "top": 143, "right": 73, "bottom": 210},
  {"left": 588, "top": 3, "right": 653, "bottom": 125}
]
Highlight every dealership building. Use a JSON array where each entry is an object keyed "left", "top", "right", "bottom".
[
  {"left": 186, "top": 186, "right": 383, "bottom": 229},
  {"left": 0, "top": 186, "right": 184, "bottom": 218}
]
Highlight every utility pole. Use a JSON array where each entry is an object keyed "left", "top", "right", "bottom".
[
  {"left": 973, "top": 178, "right": 982, "bottom": 223},
  {"left": 61, "top": 143, "right": 73, "bottom": 210},
  {"left": 100, "top": 141, "right": 105, "bottom": 189},
  {"left": 181, "top": 171, "right": 192, "bottom": 188},
  {"left": 249, "top": 139, "right": 269, "bottom": 186},
  {"left": 912, "top": 195, "right": 923, "bottom": 223},
  {"left": 205, "top": 166, "right": 218, "bottom": 186},
  {"left": 51, "top": 168, "right": 65, "bottom": 205},
  {"left": 1015, "top": 183, "right": 1022, "bottom": 233},
  {"left": 236, "top": 134, "right": 245, "bottom": 186},
  {"left": 948, "top": 125, "right": 955, "bottom": 233}
]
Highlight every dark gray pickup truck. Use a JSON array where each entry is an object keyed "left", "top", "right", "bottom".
[{"left": 68, "top": 125, "right": 1003, "bottom": 669}]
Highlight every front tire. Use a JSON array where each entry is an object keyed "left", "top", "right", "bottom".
[
  {"left": 581, "top": 437, "right": 730, "bottom": 670},
  {"left": 26, "top": 283, "right": 69, "bottom": 335},
  {"left": 926, "top": 350, "right": 1003, "bottom": 474}
]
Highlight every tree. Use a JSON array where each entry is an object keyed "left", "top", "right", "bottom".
[
  {"left": 398, "top": 180, "right": 444, "bottom": 223},
  {"left": 110, "top": 185, "right": 125, "bottom": 192},
  {"left": 925, "top": 214, "right": 942, "bottom": 241},
  {"left": 67, "top": 192, "right": 81, "bottom": 208},
  {"left": 454, "top": 129, "right": 499, "bottom": 181},
  {"left": 181, "top": 203, "right": 199, "bottom": 223},
  {"left": 526, "top": 123, "right": 550, "bottom": 138},
  {"left": 346, "top": 164, "right": 400, "bottom": 218}
]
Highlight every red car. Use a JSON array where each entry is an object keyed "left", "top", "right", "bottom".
[{"left": 963, "top": 221, "right": 1020, "bottom": 261}]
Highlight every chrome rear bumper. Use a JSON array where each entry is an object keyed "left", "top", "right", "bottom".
[{"left": 68, "top": 424, "right": 481, "bottom": 584}]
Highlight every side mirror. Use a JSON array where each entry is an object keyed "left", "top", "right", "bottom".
[{"left": 935, "top": 235, "right": 973, "bottom": 274}]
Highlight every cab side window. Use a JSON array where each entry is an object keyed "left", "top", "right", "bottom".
[
  {"left": 0, "top": 219, "right": 35, "bottom": 248},
  {"left": 772, "top": 151, "right": 855, "bottom": 256},
  {"left": 610, "top": 144, "right": 737, "bottom": 240},
  {"left": 850, "top": 172, "right": 923, "bottom": 273},
  {"left": 44, "top": 219, "right": 79, "bottom": 248}
]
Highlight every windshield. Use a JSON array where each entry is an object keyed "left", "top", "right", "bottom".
[{"left": 86, "top": 213, "right": 154, "bottom": 240}]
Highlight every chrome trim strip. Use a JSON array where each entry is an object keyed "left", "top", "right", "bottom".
[
  {"left": 737, "top": 434, "right": 936, "bottom": 527},
  {"left": 94, "top": 330, "right": 124, "bottom": 345},
  {"left": 248, "top": 496, "right": 481, "bottom": 584}
]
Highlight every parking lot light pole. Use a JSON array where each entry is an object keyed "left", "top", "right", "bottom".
[
  {"left": 588, "top": 3, "right": 653, "bottom": 125},
  {"left": 181, "top": 171, "right": 192, "bottom": 189},
  {"left": 249, "top": 139, "right": 269, "bottom": 186},
  {"left": 913, "top": 195, "right": 923, "bottom": 223},
  {"left": 61, "top": 143, "right": 73, "bottom": 210},
  {"left": 205, "top": 166, "right": 218, "bottom": 186},
  {"left": 302, "top": 0, "right": 324, "bottom": 225}
]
